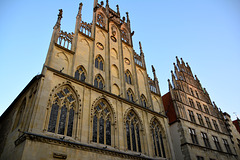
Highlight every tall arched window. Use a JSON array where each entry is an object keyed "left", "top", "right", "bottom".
[
  {"left": 12, "top": 98, "right": 26, "bottom": 131},
  {"left": 94, "top": 74, "right": 104, "bottom": 89},
  {"left": 125, "top": 110, "right": 142, "bottom": 152},
  {"left": 140, "top": 94, "right": 147, "bottom": 108},
  {"left": 151, "top": 119, "right": 166, "bottom": 158},
  {"left": 92, "top": 100, "right": 112, "bottom": 146},
  {"left": 125, "top": 70, "right": 132, "bottom": 84},
  {"left": 75, "top": 66, "right": 86, "bottom": 82},
  {"left": 126, "top": 89, "right": 134, "bottom": 102},
  {"left": 95, "top": 55, "right": 104, "bottom": 71},
  {"left": 96, "top": 13, "right": 105, "bottom": 28},
  {"left": 47, "top": 86, "right": 77, "bottom": 137}
]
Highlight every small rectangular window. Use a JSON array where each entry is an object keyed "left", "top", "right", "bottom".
[
  {"left": 201, "top": 132, "right": 211, "bottom": 148},
  {"left": 205, "top": 117, "right": 212, "bottom": 129},
  {"left": 188, "top": 110, "right": 196, "bottom": 123},
  {"left": 212, "top": 119, "right": 220, "bottom": 131},
  {"left": 212, "top": 136, "right": 222, "bottom": 151},
  {"left": 223, "top": 139, "right": 231, "bottom": 153},
  {"left": 189, "top": 128, "right": 198, "bottom": 144},
  {"left": 197, "top": 113, "right": 205, "bottom": 126}
]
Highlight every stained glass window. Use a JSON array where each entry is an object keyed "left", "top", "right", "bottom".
[
  {"left": 151, "top": 119, "right": 166, "bottom": 158},
  {"left": 92, "top": 100, "right": 112, "bottom": 146},
  {"left": 125, "top": 110, "right": 142, "bottom": 152},
  {"left": 47, "top": 86, "right": 76, "bottom": 137}
]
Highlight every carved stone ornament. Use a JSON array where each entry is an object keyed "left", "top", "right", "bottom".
[
  {"left": 111, "top": 36, "right": 117, "bottom": 42},
  {"left": 53, "top": 153, "right": 67, "bottom": 159},
  {"left": 124, "top": 58, "right": 130, "bottom": 65},
  {"left": 96, "top": 42, "right": 104, "bottom": 50}
]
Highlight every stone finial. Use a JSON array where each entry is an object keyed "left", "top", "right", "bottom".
[
  {"left": 116, "top": 5, "right": 120, "bottom": 14},
  {"left": 122, "top": 16, "right": 125, "bottom": 22},
  {"left": 77, "top": 3, "right": 83, "bottom": 17},
  {"left": 152, "top": 65, "right": 155, "bottom": 73},
  {"left": 54, "top": 9, "right": 63, "bottom": 29},
  {"left": 139, "top": 41, "right": 143, "bottom": 54},
  {"left": 100, "top": 1, "right": 104, "bottom": 6},
  {"left": 126, "top": 12, "right": 130, "bottom": 22},
  {"left": 106, "top": 0, "right": 109, "bottom": 6}
]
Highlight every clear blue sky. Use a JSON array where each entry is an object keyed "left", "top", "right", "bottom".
[{"left": 0, "top": 0, "right": 240, "bottom": 119}]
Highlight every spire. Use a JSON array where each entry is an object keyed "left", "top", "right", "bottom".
[
  {"left": 54, "top": 9, "right": 63, "bottom": 29},
  {"left": 168, "top": 79, "right": 172, "bottom": 90},
  {"left": 139, "top": 41, "right": 143, "bottom": 55},
  {"left": 152, "top": 65, "right": 157, "bottom": 79},
  {"left": 195, "top": 75, "right": 199, "bottom": 82},
  {"left": 180, "top": 58, "right": 185, "bottom": 66},
  {"left": 93, "top": 0, "right": 98, "bottom": 12},
  {"left": 173, "top": 63, "right": 178, "bottom": 73},
  {"left": 106, "top": 0, "right": 109, "bottom": 7},
  {"left": 171, "top": 70, "right": 176, "bottom": 80}
]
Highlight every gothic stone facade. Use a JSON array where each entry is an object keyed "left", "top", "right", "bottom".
[
  {"left": 0, "top": 1, "right": 175, "bottom": 160},
  {"left": 162, "top": 57, "right": 240, "bottom": 160}
]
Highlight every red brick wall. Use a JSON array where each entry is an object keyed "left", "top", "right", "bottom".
[{"left": 162, "top": 92, "right": 177, "bottom": 124}]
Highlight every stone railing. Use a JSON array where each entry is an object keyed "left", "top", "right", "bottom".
[
  {"left": 57, "top": 30, "right": 74, "bottom": 50},
  {"left": 80, "top": 21, "right": 92, "bottom": 37}
]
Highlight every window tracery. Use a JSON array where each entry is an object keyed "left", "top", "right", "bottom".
[
  {"left": 75, "top": 66, "right": 86, "bottom": 82},
  {"left": 96, "top": 13, "right": 105, "bottom": 28},
  {"left": 94, "top": 74, "right": 104, "bottom": 89},
  {"left": 125, "top": 70, "right": 132, "bottom": 84},
  {"left": 151, "top": 119, "right": 166, "bottom": 158},
  {"left": 126, "top": 89, "right": 134, "bottom": 102},
  {"left": 95, "top": 55, "right": 104, "bottom": 71},
  {"left": 125, "top": 110, "right": 142, "bottom": 152},
  {"left": 92, "top": 100, "right": 112, "bottom": 146},
  {"left": 140, "top": 94, "right": 147, "bottom": 108},
  {"left": 47, "top": 86, "right": 76, "bottom": 137},
  {"left": 121, "top": 29, "right": 129, "bottom": 43}
]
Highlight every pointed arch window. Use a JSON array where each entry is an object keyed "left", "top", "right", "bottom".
[
  {"left": 75, "top": 66, "right": 86, "bottom": 82},
  {"left": 47, "top": 86, "right": 76, "bottom": 137},
  {"left": 126, "top": 110, "right": 142, "bottom": 152},
  {"left": 151, "top": 119, "right": 166, "bottom": 158},
  {"left": 94, "top": 74, "right": 104, "bottom": 89},
  {"left": 96, "top": 13, "right": 105, "bottom": 28},
  {"left": 126, "top": 89, "right": 134, "bottom": 102},
  {"left": 92, "top": 100, "right": 112, "bottom": 146},
  {"left": 95, "top": 55, "right": 104, "bottom": 71},
  {"left": 125, "top": 70, "right": 132, "bottom": 84},
  {"left": 140, "top": 94, "right": 147, "bottom": 108}
]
